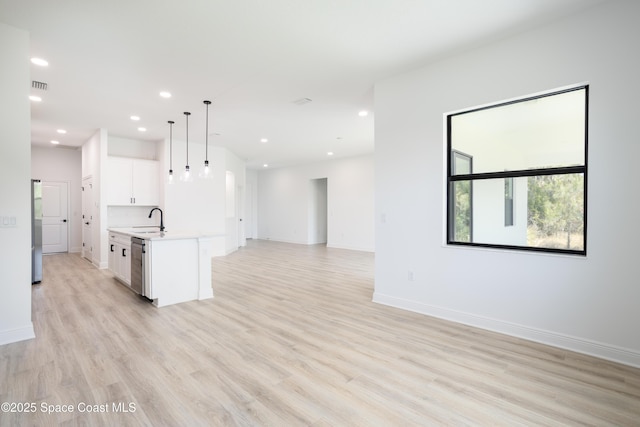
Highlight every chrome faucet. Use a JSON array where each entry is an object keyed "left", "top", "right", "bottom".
[{"left": 148, "top": 208, "right": 165, "bottom": 232}]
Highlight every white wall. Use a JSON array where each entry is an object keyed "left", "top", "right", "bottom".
[
  {"left": 374, "top": 0, "right": 640, "bottom": 367},
  {"left": 108, "top": 135, "right": 158, "bottom": 160},
  {"left": 0, "top": 23, "right": 35, "bottom": 345},
  {"left": 245, "top": 169, "right": 258, "bottom": 240},
  {"left": 31, "top": 147, "right": 83, "bottom": 252},
  {"left": 224, "top": 149, "right": 246, "bottom": 254},
  {"left": 162, "top": 139, "right": 245, "bottom": 256},
  {"left": 257, "top": 155, "right": 374, "bottom": 252},
  {"left": 81, "top": 129, "right": 108, "bottom": 268}
]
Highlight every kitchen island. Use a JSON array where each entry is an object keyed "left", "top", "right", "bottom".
[{"left": 108, "top": 227, "right": 221, "bottom": 307}]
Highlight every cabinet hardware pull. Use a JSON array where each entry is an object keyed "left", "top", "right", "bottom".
[{"left": 122, "top": 248, "right": 126, "bottom": 257}]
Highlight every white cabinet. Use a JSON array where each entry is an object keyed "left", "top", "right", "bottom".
[
  {"left": 109, "top": 232, "right": 131, "bottom": 286},
  {"left": 107, "top": 156, "right": 160, "bottom": 206}
]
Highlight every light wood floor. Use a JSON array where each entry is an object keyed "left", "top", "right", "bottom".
[{"left": 1, "top": 240, "right": 639, "bottom": 426}]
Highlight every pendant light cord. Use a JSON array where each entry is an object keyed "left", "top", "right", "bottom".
[
  {"left": 184, "top": 112, "right": 191, "bottom": 167},
  {"left": 168, "top": 121, "right": 174, "bottom": 170},
  {"left": 204, "top": 100, "right": 211, "bottom": 163}
]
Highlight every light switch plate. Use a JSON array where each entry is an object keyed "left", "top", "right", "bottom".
[{"left": 0, "top": 216, "right": 17, "bottom": 227}]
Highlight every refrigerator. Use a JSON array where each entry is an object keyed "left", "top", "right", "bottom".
[{"left": 32, "top": 179, "right": 42, "bottom": 284}]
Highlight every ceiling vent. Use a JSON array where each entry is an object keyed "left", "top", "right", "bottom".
[
  {"left": 293, "top": 97, "right": 312, "bottom": 106},
  {"left": 32, "top": 80, "right": 48, "bottom": 91}
]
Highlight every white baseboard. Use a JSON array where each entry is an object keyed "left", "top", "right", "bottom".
[
  {"left": 261, "top": 237, "right": 307, "bottom": 245},
  {"left": 372, "top": 292, "right": 640, "bottom": 369},
  {"left": 199, "top": 288, "right": 214, "bottom": 300},
  {"left": 0, "top": 323, "right": 35, "bottom": 346},
  {"left": 327, "top": 243, "right": 375, "bottom": 252},
  {"left": 259, "top": 238, "right": 375, "bottom": 253}
]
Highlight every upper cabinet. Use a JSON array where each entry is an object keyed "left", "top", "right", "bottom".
[{"left": 107, "top": 156, "right": 160, "bottom": 206}]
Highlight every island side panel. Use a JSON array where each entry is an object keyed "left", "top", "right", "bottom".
[
  {"left": 148, "top": 238, "right": 200, "bottom": 307},
  {"left": 198, "top": 237, "right": 214, "bottom": 301}
]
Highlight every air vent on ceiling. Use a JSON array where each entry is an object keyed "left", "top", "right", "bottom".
[
  {"left": 52, "top": 143, "right": 77, "bottom": 150},
  {"left": 32, "top": 80, "right": 48, "bottom": 91},
  {"left": 293, "top": 97, "right": 312, "bottom": 106}
]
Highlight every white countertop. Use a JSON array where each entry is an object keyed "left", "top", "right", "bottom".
[{"left": 108, "top": 227, "right": 224, "bottom": 241}]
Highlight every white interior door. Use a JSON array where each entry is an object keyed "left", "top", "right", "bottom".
[
  {"left": 42, "top": 181, "right": 69, "bottom": 253},
  {"left": 238, "top": 185, "right": 245, "bottom": 247},
  {"left": 245, "top": 181, "right": 254, "bottom": 239},
  {"left": 82, "top": 177, "right": 93, "bottom": 261}
]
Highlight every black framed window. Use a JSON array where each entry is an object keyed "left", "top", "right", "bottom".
[{"left": 447, "top": 85, "right": 588, "bottom": 255}]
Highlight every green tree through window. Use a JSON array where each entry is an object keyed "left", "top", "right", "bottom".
[{"left": 527, "top": 174, "right": 584, "bottom": 250}]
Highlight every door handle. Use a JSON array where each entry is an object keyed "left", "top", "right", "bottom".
[
  {"left": 85, "top": 222, "right": 90, "bottom": 225},
  {"left": 62, "top": 219, "right": 67, "bottom": 223}
]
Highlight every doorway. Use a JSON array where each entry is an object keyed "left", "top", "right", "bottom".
[
  {"left": 41, "top": 181, "right": 69, "bottom": 253},
  {"left": 308, "top": 178, "right": 328, "bottom": 245},
  {"left": 237, "top": 184, "right": 246, "bottom": 247}
]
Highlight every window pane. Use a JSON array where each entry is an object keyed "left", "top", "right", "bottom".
[
  {"left": 527, "top": 174, "right": 584, "bottom": 251},
  {"left": 464, "top": 177, "right": 528, "bottom": 246},
  {"left": 504, "top": 177, "right": 514, "bottom": 227},
  {"left": 452, "top": 150, "right": 472, "bottom": 174},
  {"left": 450, "top": 174, "right": 584, "bottom": 251},
  {"left": 450, "top": 88, "right": 586, "bottom": 175},
  {"left": 450, "top": 180, "right": 472, "bottom": 242}
]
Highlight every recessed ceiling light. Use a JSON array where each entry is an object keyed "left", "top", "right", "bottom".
[
  {"left": 31, "top": 57, "right": 49, "bottom": 67},
  {"left": 130, "top": 115, "right": 140, "bottom": 121},
  {"left": 263, "top": 164, "right": 269, "bottom": 168},
  {"left": 50, "top": 140, "right": 59, "bottom": 145},
  {"left": 159, "top": 91, "right": 172, "bottom": 98},
  {"left": 260, "top": 138, "right": 268, "bottom": 143},
  {"left": 327, "top": 151, "right": 334, "bottom": 156},
  {"left": 29, "top": 95, "right": 42, "bottom": 102},
  {"left": 138, "top": 127, "right": 147, "bottom": 132},
  {"left": 358, "top": 110, "right": 369, "bottom": 117},
  {"left": 56, "top": 129, "right": 67, "bottom": 134}
]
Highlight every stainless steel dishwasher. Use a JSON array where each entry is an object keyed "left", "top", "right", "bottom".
[{"left": 130, "top": 237, "right": 145, "bottom": 295}]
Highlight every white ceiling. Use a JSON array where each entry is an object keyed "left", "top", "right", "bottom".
[{"left": 0, "top": 0, "right": 605, "bottom": 169}]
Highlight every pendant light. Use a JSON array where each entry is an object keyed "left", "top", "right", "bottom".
[
  {"left": 181, "top": 112, "right": 193, "bottom": 182},
  {"left": 199, "top": 100, "right": 212, "bottom": 179},
  {"left": 167, "top": 120, "right": 175, "bottom": 184}
]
